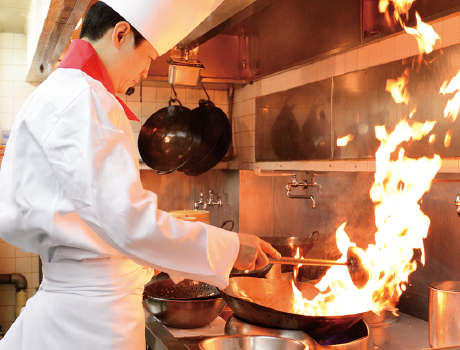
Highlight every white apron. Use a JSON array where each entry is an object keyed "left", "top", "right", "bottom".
[{"left": 0, "top": 258, "right": 154, "bottom": 350}]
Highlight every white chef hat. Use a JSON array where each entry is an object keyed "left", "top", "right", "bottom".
[{"left": 101, "top": 0, "right": 224, "bottom": 57}]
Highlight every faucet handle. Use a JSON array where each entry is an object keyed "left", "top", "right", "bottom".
[{"left": 455, "top": 193, "right": 460, "bottom": 217}]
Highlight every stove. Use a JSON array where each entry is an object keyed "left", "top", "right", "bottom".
[{"left": 145, "top": 309, "right": 373, "bottom": 350}]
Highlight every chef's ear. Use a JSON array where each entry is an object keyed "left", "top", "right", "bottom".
[{"left": 112, "top": 21, "right": 132, "bottom": 49}]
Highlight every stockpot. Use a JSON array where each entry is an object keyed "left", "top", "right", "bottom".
[{"left": 429, "top": 281, "right": 460, "bottom": 348}]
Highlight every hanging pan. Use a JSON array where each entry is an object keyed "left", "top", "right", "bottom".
[
  {"left": 178, "top": 84, "right": 232, "bottom": 176},
  {"left": 138, "top": 93, "right": 202, "bottom": 174}
]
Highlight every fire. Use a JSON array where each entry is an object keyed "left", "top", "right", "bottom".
[
  {"left": 403, "top": 13, "right": 439, "bottom": 54},
  {"left": 444, "top": 130, "right": 452, "bottom": 147},
  {"left": 440, "top": 70, "right": 460, "bottom": 122},
  {"left": 386, "top": 68, "right": 410, "bottom": 104},
  {"left": 337, "top": 134, "right": 355, "bottom": 147},
  {"left": 379, "top": 0, "right": 439, "bottom": 55},
  {"left": 379, "top": 0, "right": 415, "bottom": 24},
  {"left": 293, "top": 248, "right": 301, "bottom": 280},
  {"left": 290, "top": 121, "right": 441, "bottom": 316}
]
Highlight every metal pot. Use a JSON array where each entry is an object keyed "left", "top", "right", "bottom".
[
  {"left": 143, "top": 278, "right": 225, "bottom": 329},
  {"left": 429, "top": 281, "right": 460, "bottom": 347},
  {"left": 199, "top": 335, "right": 307, "bottom": 350}
]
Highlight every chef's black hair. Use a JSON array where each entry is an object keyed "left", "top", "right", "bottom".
[{"left": 80, "top": 1, "right": 145, "bottom": 47}]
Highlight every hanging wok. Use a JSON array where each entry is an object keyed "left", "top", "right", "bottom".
[
  {"left": 222, "top": 277, "right": 364, "bottom": 337},
  {"left": 179, "top": 99, "right": 232, "bottom": 176},
  {"left": 138, "top": 98, "right": 202, "bottom": 174}
]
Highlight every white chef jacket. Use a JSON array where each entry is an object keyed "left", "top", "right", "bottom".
[{"left": 0, "top": 39, "right": 239, "bottom": 350}]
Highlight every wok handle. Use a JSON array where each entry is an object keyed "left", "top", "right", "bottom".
[{"left": 268, "top": 257, "right": 348, "bottom": 267}]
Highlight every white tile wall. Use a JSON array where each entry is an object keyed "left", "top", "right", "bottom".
[{"left": 232, "top": 13, "right": 460, "bottom": 173}]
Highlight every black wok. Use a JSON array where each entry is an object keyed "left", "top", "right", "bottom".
[
  {"left": 138, "top": 98, "right": 202, "bottom": 174},
  {"left": 259, "top": 231, "right": 319, "bottom": 258},
  {"left": 179, "top": 99, "right": 232, "bottom": 176},
  {"left": 222, "top": 277, "right": 364, "bottom": 337},
  {"left": 229, "top": 232, "right": 319, "bottom": 278}
]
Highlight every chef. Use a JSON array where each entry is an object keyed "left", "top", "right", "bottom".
[{"left": 0, "top": 1, "right": 280, "bottom": 349}]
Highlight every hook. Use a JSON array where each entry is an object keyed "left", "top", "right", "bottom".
[
  {"left": 201, "top": 82, "right": 210, "bottom": 101},
  {"left": 170, "top": 84, "right": 178, "bottom": 100}
]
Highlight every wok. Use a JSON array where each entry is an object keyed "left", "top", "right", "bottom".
[
  {"left": 259, "top": 231, "right": 319, "bottom": 257},
  {"left": 180, "top": 99, "right": 232, "bottom": 176},
  {"left": 222, "top": 277, "right": 364, "bottom": 337},
  {"left": 138, "top": 98, "right": 202, "bottom": 174}
]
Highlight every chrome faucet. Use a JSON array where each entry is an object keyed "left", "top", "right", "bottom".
[
  {"left": 194, "top": 190, "right": 222, "bottom": 210},
  {"left": 285, "top": 174, "right": 319, "bottom": 208},
  {"left": 204, "top": 189, "right": 222, "bottom": 210},
  {"left": 194, "top": 191, "right": 205, "bottom": 210},
  {"left": 455, "top": 193, "right": 460, "bottom": 217}
]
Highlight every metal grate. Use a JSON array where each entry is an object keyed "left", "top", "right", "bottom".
[{"left": 144, "top": 279, "right": 221, "bottom": 300}]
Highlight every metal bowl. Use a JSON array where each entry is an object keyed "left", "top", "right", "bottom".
[
  {"left": 144, "top": 296, "right": 225, "bottom": 329},
  {"left": 199, "top": 335, "right": 307, "bottom": 350}
]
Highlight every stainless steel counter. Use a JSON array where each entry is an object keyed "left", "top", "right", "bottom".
[{"left": 145, "top": 311, "right": 433, "bottom": 350}]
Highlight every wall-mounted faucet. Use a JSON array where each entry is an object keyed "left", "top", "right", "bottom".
[
  {"left": 455, "top": 193, "right": 460, "bottom": 217},
  {"left": 286, "top": 174, "right": 320, "bottom": 209},
  {"left": 194, "top": 190, "right": 222, "bottom": 210}
]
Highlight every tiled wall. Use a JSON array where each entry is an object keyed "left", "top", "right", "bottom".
[
  {"left": 231, "top": 14, "right": 460, "bottom": 173},
  {"left": 0, "top": 33, "right": 40, "bottom": 333}
]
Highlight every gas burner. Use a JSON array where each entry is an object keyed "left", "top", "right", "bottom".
[{"left": 225, "top": 315, "right": 373, "bottom": 349}]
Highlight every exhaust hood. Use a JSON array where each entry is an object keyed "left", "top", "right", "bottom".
[{"left": 26, "top": 0, "right": 460, "bottom": 84}]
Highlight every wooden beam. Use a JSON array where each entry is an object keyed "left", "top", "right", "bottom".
[{"left": 26, "top": 0, "right": 92, "bottom": 83}]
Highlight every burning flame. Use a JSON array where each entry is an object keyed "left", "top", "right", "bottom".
[
  {"left": 379, "top": 0, "right": 439, "bottom": 55},
  {"left": 337, "top": 134, "right": 355, "bottom": 147},
  {"left": 386, "top": 68, "right": 410, "bottom": 104},
  {"left": 379, "top": 0, "right": 415, "bottom": 24},
  {"left": 440, "top": 70, "right": 460, "bottom": 122},
  {"left": 291, "top": 121, "right": 441, "bottom": 316},
  {"left": 293, "top": 248, "right": 301, "bottom": 280},
  {"left": 444, "top": 130, "right": 452, "bottom": 147},
  {"left": 403, "top": 12, "right": 439, "bottom": 54}
]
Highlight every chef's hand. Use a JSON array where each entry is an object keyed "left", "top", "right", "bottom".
[{"left": 234, "top": 233, "right": 281, "bottom": 271}]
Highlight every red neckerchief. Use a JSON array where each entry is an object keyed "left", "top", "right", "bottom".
[{"left": 58, "top": 39, "right": 139, "bottom": 122}]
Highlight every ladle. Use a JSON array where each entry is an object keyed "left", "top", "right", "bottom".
[{"left": 268, "top": 246, "right": 370, "bottom": 289}]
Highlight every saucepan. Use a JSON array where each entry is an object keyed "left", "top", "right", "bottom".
[{"left": 222, "top": 277, "right": 364, "bottom": 337}]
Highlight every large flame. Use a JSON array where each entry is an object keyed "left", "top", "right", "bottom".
[
  {"left": 403, "top": 12, "right": 439, "bottom": 54},
  {"left": 379, "top": 0, "right": 439, "bottom": 55},
  {"left": 291, "top": 121, "right": 440, "bottom": 317}
]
